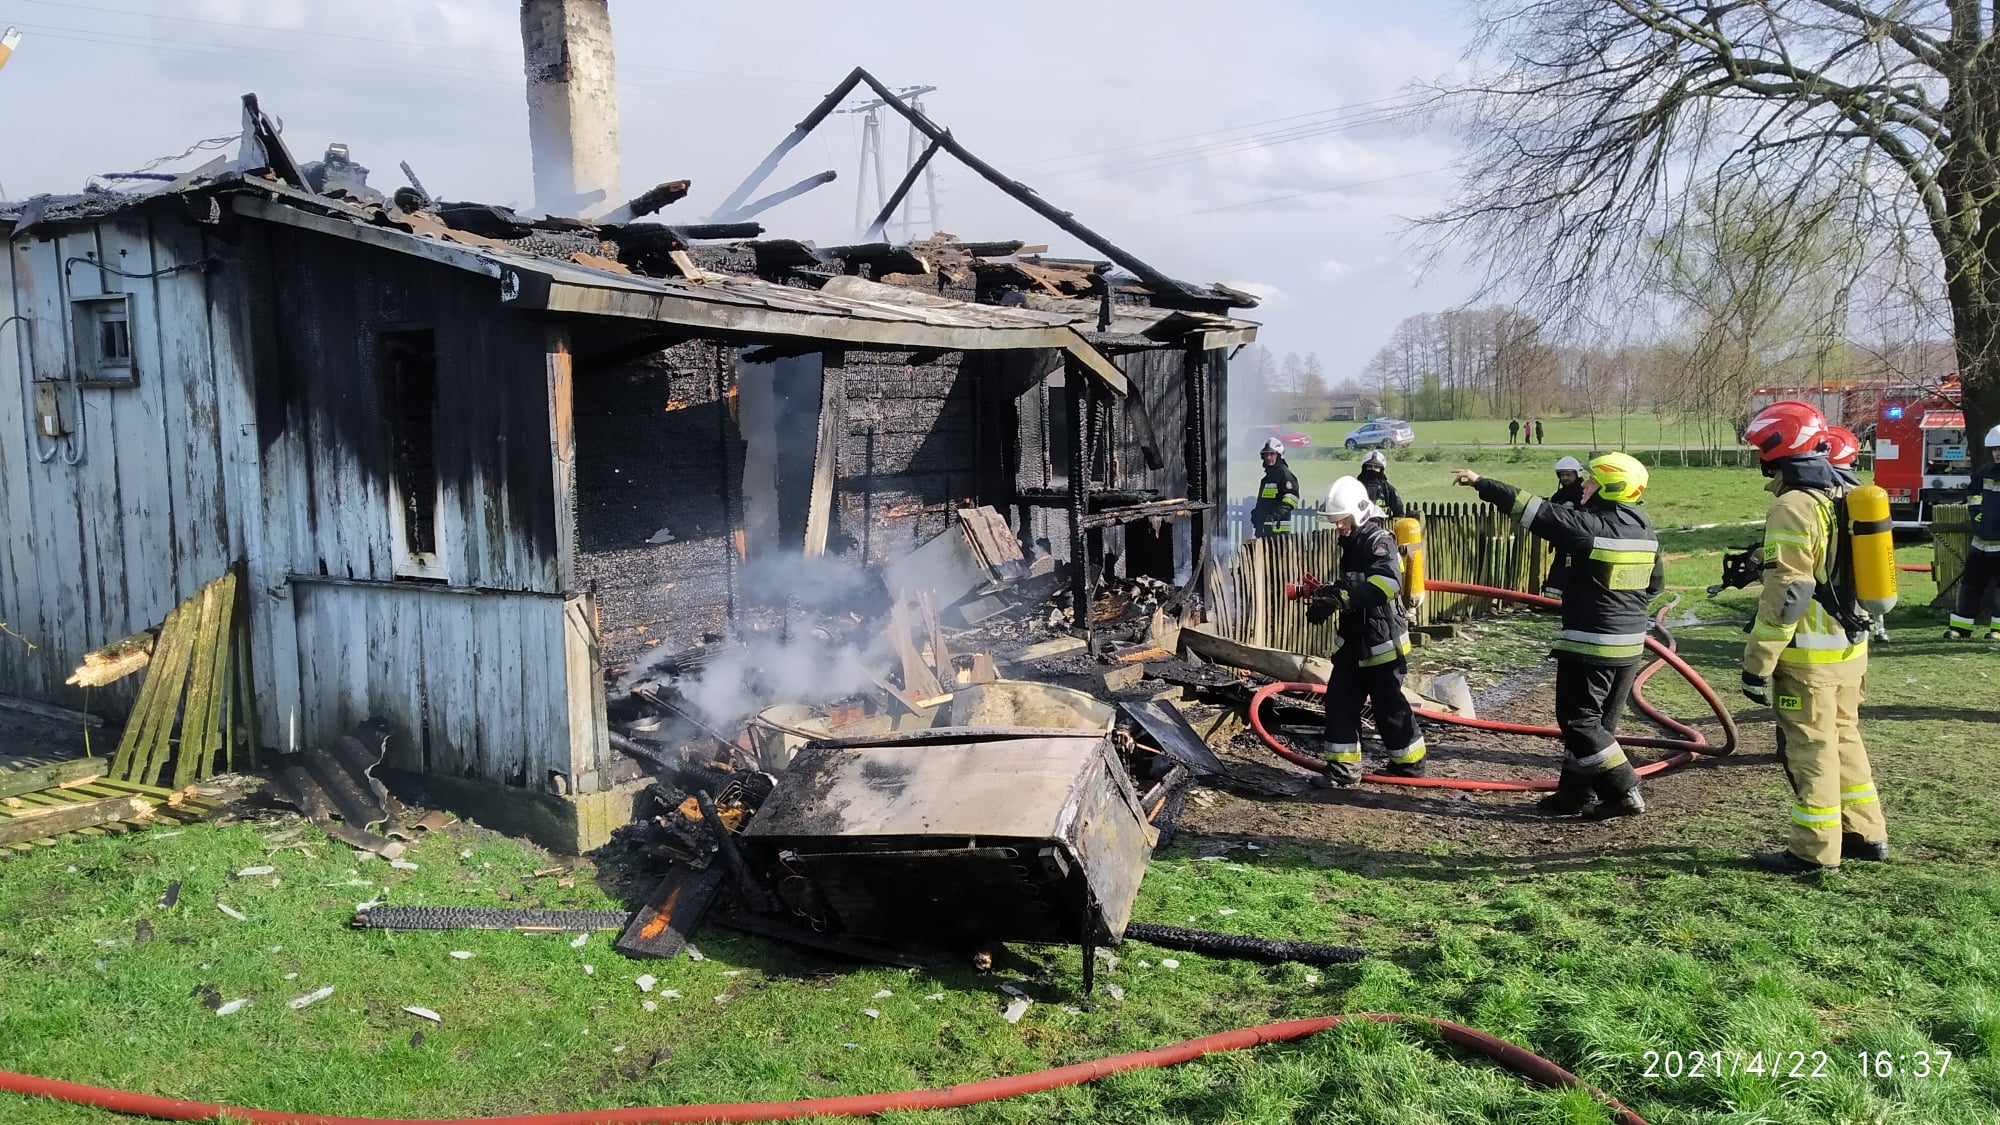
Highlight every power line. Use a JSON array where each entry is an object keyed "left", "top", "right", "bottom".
[
  {"left": 5, "top": 0, "right": 839, "bottom": 87},
  {"left": 1033, "top": 104, "right": 1429, "bottom": 188},
  {"left": 1149, "top": 167, "right": 1451, "bottom": 219},
  {"left": 1005, "top": 94, "right": 1425, "bottom": 172},
  {"left": 7, "top": 20, "right": 813, "bottom": 104}
]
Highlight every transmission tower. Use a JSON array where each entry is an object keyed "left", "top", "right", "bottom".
[{"left": 839, "top": 85, "right": 941, "bottom": 241}]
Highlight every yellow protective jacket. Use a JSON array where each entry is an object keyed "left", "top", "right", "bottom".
[{"left": 1744, "top": 485, "right": 1866, "bottom": 675}]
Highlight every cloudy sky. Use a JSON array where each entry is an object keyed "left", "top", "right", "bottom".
[{"left": 0, "top": 0, "right": 1480, "bottom": 381}]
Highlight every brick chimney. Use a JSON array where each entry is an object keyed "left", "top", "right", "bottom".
[{"left": 520, "top": 0, "right": 621, "bottom": 218}]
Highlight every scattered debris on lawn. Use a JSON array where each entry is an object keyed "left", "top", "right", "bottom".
[
  {"left": 215, "top": 999, "right": 248, "bottom": 1016},
  {"left": 216, "top": 903, "right": 246, "bottom": 921},
  {"left": 287, "top": 986, "right": 334, "bottom": 1010},
  {"left": 402, "top": 1006, "right": 442, "bottom": 1023}
]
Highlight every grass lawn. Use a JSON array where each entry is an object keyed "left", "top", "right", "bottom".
[
  {"left": 1270, "top": 456, "right": 1775, "bottom": 531},
  {"left": 1293, "top": 415, "right": 1734, "bottom": 451},
  {"left": 2, "top": 546, "right": 1994, "bottom": 1123}
]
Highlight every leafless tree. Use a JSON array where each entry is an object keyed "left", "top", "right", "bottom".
[{"left": 1421, "top": 0, "right": 2000, "bottom": 443}]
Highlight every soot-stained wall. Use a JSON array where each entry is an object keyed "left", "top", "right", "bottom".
[
  {"left": 255, "top": 224, "right": 559, "bottom": 591},
  {"left": 573, "top": 341, "right": 741, "bottom": 669},
  {"left": 832, "top": 349, "right": 997, "bottom": 566}
]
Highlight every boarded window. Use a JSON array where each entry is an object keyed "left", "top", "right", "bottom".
[
  {"left": 382, "top": 329, "right": 443, "bottom": 578},
  {"left": 70, "top": 294, "right": 136, "bottom": 385}
]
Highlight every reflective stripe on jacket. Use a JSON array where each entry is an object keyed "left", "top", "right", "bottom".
[
  {"left": 1744, "top": 488, "right": 1866, "bottom": 672},
  {"left": 1330, "top": 520, "right": 1411, "bottom": 668},
  {"left": 1472, "top": 476, "right": 1663, "bottom": 663}
]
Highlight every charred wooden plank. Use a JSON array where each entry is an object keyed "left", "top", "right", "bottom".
[
  {"left": 0, "top": 758, "right": 109, "bottom": 800},
  {"left": 614, "top": 864, "right": 725, "bottom": 960}
]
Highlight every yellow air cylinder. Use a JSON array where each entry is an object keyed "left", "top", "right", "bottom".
[
  {"left": 1847, "top": 484, "right": 1898, "bottom": 617},
  {"left": 1393, "top": 517, "right": 1425, "bottom": 608}
]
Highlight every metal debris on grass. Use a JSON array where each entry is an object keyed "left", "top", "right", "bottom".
[
  {"left": 235, "top": 866, "right": 275, "bottom": 877},
  {"left": 872, "top": 989, "right": 893, "bottom": 998},
  {"left": 1103, "top": 983, "right": 1125, "bottom": 1001},
  {"left": 636, "top": 974, "right": 657, "bottom": 992},
  {"left": 863, "top": 1008, "right": 879, "bottom": 1018},
  {"left": 402, "top": 1006, "right": 442, "bottom": 1023},
  {"left": 1160, "top": 958, "right": 1180, "bottom": 968},
  {"left": 583, "top": 965, "right": 595, "bottom": 975},
  {"left": 571, "top": 933, "right": 589, "bottom": 948},
  {"left": 1001, "top": 997, "right": 1030, "bottom": 1024},
  {"left": 216, "top": 903, "right": 246, "bottom": 921},
  {"left": 449, "top": 951, "right": 472, "bottom": 960},
  {"left": 215, "top": 999, "right": 248, "bottom": 1016}
]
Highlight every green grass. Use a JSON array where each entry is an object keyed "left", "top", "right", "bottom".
[
  {"left": 1294, "top": 414, "right": 1734, "bottom": 451},
  {"left": 3, "top": 589, "right": 1997, "bottom": 1123},
  {"left": 1261, "top": 457, "right": 1776, "bottom": 531}
]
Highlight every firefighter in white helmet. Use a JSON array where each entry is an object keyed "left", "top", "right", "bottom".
[
  {"left": 1303, "top": 477, "right": 1428, "bottom": 784},
  {"left": 1541, "top": 456, "right": 1587, "bottom": 599},
  {"left": 1741, "top": 400, "right": 1888, "bottom": 873},
  {"left": 1947, "top": 423, "right": 2000, "bottom": 640},
  {"left": 1251, "top": 437, "right": 1301, "bottom": 538},
  {"left": 1357, "top": 450, "right": 1406, "bottom": 521}
]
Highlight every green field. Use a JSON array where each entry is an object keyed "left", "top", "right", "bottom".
[
  {"left": 4, "top": 584, "right": 1998, "bottom": 1123},
  {"left": 1292, "top": 414, "right": 1735, "bottom": 451}
]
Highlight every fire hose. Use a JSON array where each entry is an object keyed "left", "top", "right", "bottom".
[
  {"left": 1251, "top": 580, "right": 1738, "bottom": 791},
  {"left": 0, "top": 1011, "right": 1648, "bottom": 1124}
]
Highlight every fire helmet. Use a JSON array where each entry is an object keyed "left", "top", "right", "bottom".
[
  {"left": 1361, "top": 450, "right": 1387, "bottom": 469},
  {"left": 1322, "top": 476, "right": 1375, "bottom": 524},
  {"left": 1554, "top": 455, "right": 1583, "bottom": 474},
  {"left": 1744, "top": 400, "right": 1828, "bottom": 462},
  {"left": 1588, "top": 452, "right": 1649, "bottom": 503},
  {"left": 1823, "top": 425, "right": 1861, "bottom": 467},
  {"left": 1261, "top": 437, "right": 1285, "bottom": 456},
  {"left": 1985, "top": 424, "right": 2000, "bottom": 448}
]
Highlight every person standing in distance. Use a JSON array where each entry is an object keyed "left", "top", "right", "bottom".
[
  {"left": 1357, "top": 450, "right": 1406, "bottom": 521},
  {"left": 1454, "top": 453, "right": 1661, "bottom": 818},
  {"left": 1251, "top": 437, "right": 1300, "bottom": 539},
  {"left": 1541, "top": 456, "right": 1587, "bottom": 600}
]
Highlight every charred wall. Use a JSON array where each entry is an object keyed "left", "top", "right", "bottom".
[
  {"left": 832, "top": 348, "right": 998, "bottom": 566},
  {"left": 254, "top": 224, "right": 559, "bottom": 590},
  {"left": 573, "top": 340, "right": 741, "bottom": 669}
]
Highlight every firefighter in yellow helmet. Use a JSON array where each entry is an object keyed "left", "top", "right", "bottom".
[
  {"left": 1741, "top": 400, "right": 1888, "bottom": 874},
  {"left": 1454, "top": 451, "right": 1661, "bottom": 819}
]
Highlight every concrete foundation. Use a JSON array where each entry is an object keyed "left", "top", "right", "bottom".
[{"left": 396, "top": 770, "right": 650, "bottom": 855}]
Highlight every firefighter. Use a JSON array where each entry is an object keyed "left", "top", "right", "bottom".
[
  {"left": 1824, "top": 425, "right": 1863, "bottom": 491},
  {"left": 1454, "top": 453, "right": 1660, "bottom": 818},
  {"left": 1305, "top": 477, "right": 1427, "bottom": 784},
  {"left": 1741, "top": 400, "right": 1889, "bottom": 873},
  {"left": 1357, "top": 450, "right": 1406, "bottom": 520},
  {"left": 1541, "top": 456, "right": 1587, "bottom": 599},
  {"left": 1947, "top": 423, "right": 2000, "bottom": 640},
  {"left": 1251, "top": 437, "right": 1300, "bottom": 538}
]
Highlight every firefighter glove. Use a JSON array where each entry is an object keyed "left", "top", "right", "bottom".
[
  {"left": 1740, "top": 671, "right": 1771, "bottom": 707},
  {"left": 1305, "top": 588, "right": 1343, "bottom": 625}
]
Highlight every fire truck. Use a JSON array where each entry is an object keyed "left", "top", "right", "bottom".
[{"left": 1870, "top": 375, "right": 1969, "bottom": 526}]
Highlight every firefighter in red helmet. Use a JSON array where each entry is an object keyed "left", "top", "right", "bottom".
[{"left": 1741, "top": 400, "right": 1889, "bottom": 873}]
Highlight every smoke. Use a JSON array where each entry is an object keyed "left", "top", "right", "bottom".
[{"left": 614, "top": 532, "right": 986, "bottom": 731}]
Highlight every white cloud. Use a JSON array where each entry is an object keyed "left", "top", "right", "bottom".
[
  {"left": 1314, "top": 259, "right": 1353, "bottom": 282},
  {"left": 1223, "top": 280, "right": 1289, "bottom": 310}
]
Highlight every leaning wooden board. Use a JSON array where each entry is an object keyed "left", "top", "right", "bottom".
[{"left": 0, "top": 775, "right": 218, "bottom": 855}]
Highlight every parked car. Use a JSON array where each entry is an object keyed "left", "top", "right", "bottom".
[
  {"left": 1342, "top": 419, "right": 1415, "bottom": 449},
  {"left": 1246, "top": 425, "right": 1312, "bottom": 451}
]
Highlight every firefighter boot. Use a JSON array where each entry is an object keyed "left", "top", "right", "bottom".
[
  {"left": 1841, "top": 832, "right": 1890, "bottom": 862},
  {"left": 1312, "top": 741, "right": 1364, "bottom": 788},
  {"left": 1535, "top": 770, "right": 1596, "bottom": 816},
  {"left": 1755, "top": 850, "right": 1838, "bottom": 875},
  {"left": 1584, "top": 787, "right": 1646, "bottom": 820}
]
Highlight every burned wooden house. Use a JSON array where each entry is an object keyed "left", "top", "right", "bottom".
[{"left": 0, "top": 98, "right": 1255, "bottom": 851}]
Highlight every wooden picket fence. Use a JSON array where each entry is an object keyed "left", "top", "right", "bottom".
[
  {"left": 1206, "top": 501, "right": 1553, "bottom": 647},
  {"left": 1931, "top": 504, "right": 1971, "bottom": 606}
]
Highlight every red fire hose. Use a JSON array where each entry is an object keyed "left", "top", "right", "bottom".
[
  {"left": 1251, "top": 580, "right": 1738, "bottom": 791},
  {"left": 0, "top": 1012, "right": 1646, "bottom": 1124}
]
